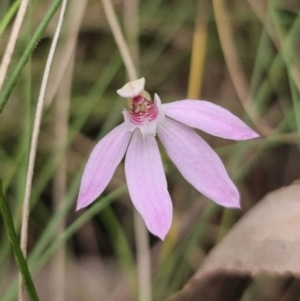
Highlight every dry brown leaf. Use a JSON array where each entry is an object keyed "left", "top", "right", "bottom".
[{"left": 166, "top": 183, "right": 300, "bottom": 301}]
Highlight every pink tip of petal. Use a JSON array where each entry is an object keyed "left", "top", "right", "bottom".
[
  {"left": 76, "top": 202, "right": 84, "bottom": 211},
  {"left": 76, "top": 123, "right": 131, "bottom": 211},
  {"left": 162, "top": 100, "right": 260, "bottom": 141},
  {"left": 125, "top": 129, "right": 173, "bottom": 240},
  {"left": 157, "top": 118, "right": 241, "bottom": 209},
  {"left": 220, "top": 187, "right": 241, "bottom": 209}
]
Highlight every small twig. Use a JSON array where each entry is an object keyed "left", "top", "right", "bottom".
[
  {"left": 19, "top": 0, "right": 69, "bottom": 300},
  {"left": 0, "top": 0, "right": 30, "bottom": 91}
]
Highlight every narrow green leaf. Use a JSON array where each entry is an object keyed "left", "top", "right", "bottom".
[
  {"left": 1, "top": 185, "right": 127, "bottom": 301},
  {"left": 0, "top": 0, "right": 21, "bottom": 38},
  {"left": 0, "top": 181, "right": 40, "bottom": 301},
  {"left": 33, "top": 185, "right": 128, "bottom": 270},
  {"left": 0, "top": 0, "right": 63, "bottom": 114}
]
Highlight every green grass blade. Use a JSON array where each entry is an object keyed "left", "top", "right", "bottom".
[
  {"left": 0, "top": 0, "right": 21, "bottom": 38},
  {"left": 0, "top": 181, "right": 40, "bottom": 301},
  {"left": 0, "top": 0, "right": 63, "bottom": 114},
  {"left": 33, "top": 185, "right": 128, "bottom": 270},
  {"left": 2, "top": 185, "right": 127, "bottom": 301}
]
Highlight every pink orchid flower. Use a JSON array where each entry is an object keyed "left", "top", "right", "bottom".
[{"left": 77, "top": 78, "right": 259, "bottom": 240}]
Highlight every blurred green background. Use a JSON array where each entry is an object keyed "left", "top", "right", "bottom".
[{"left": 0, "top": 0, "right": 300, "bottom": 300}]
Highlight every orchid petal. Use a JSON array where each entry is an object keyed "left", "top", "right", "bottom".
[
  {"left": 162, "top": 100, "right": 259, "bottom": 140},
  {"left": 125, "top": 129, "right": 172, "bottom": 240},
  {"left": 117, "top": 77, "right": 145, "bottom": 98},
  {"left": 157, "top": 118, "right": 240, "bottom": 208},
  {"left": 77, "top": 123, "right": 131, "bottom": 210}
]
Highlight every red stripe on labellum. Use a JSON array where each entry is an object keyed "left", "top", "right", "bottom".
[{"left": 129, "top": 100, "right": 158, "bottom": 125}]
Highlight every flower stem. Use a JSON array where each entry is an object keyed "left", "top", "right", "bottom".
[
  {"left": 133, "top": 212, "right": 152, "bottom": 301},
  {"left": 101, "top": 0, "right": 152, "bottom": 299}
]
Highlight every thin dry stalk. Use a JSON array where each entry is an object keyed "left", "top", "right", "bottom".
[
  {"left": 51, "top": 54, "right": 74, "bottom": 301},
  {"left": 102, "top": 0, "right": 151, "bottom": 299},
  {"left": 123, "top": 0, "right": 152, "bottom": 299},
  {"left": 212, "top": 0, "right": 272, "bottom": 136},
  {"left": 45, "top": 0, "right": 88, "bottom": 107},
  {"left": 187, "top": 0, "right": 209, "bottom": 99},
  {"left": 212, "top": 0, "right": 250, "bottom": 104},
  {"left": 101, "top": 0, "right": 137, "bottom": 82},
  {"left": 0, "top": 0, "right": 30, "bottom": 91},
  {"left": 133, "top": 212, "right": 152, "bottom": 301},
  {"left": 50, "top": 1, "right": 84, "bottom": 297},
  {"left": 19, "top": 1, "right": 69, "bottom": 300},
  {"left": 247, "top": 0, "right": 300, "bottom": 93},
  {"left": 124, "top": 0, "right": 140, "bottom": 70}
]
